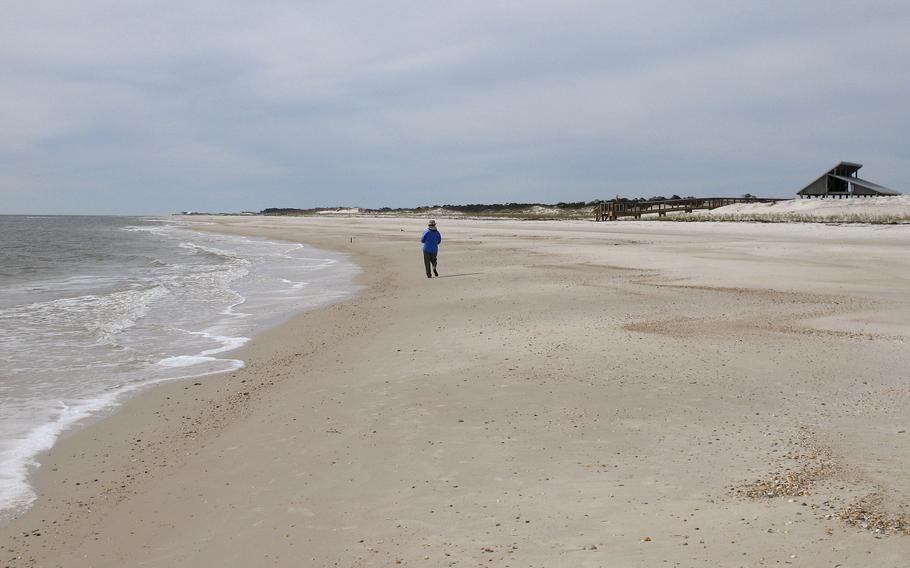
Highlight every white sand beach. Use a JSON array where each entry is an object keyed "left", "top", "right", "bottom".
[{"left": 2, "top": 216, "right": 910, "bottom": 567}]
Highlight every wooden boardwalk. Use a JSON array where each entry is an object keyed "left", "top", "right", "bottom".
[{"left": 595, "top": 197, "right": 784, "bottom": 221}]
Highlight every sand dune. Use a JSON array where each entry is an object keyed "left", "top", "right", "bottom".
[{"left": 699, "top": 195, "right": 910, "bottom": 222}]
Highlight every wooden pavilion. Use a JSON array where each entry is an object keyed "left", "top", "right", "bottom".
[{"left": 797, "top": 162, "right": 900, "bottom": 198}]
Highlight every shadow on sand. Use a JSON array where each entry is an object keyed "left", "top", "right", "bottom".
[{"left": 433, "top": 272, "right": 483, "bottom": 279}]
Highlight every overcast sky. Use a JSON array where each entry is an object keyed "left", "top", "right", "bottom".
[{"left": 2, "top": 1, "right": 908, "bottom": 214}]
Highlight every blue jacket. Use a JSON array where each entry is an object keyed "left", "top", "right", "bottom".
[{"left": 421, "top": 227, "right": 442, "bottom": 253}]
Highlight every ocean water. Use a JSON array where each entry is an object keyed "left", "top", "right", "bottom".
[{"left": 0, "top": 215, "right": 360, "bottom": 521}]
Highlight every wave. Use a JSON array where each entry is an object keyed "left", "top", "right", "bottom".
[
  {"left": 120, "top": 225, "right": 172, "bottom": 237},
  {"left": 280, "top": 278, "right": 309, "bottom": 290},
  {"left": 178, "top": 241, "right": 250, "bottom": 266},
  {"left": 0, "top": 286, "right": 172, "bottom": 347}
]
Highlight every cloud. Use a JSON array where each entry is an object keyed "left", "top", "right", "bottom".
[{"left": 1, "top": 1, "right": 908, "bottom": 213}]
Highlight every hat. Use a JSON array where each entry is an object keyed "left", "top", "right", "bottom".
[{"left": 428, "top": 219, "right": 436, "bottom": 226}]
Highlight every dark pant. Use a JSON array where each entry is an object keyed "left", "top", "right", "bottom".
[{"left": 423, "top": 251, "right": 438, "bottom": 277}]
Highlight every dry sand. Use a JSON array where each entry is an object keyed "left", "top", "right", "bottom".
[{"left": 3, "top": 216, "right": 910, "bottom": 567}]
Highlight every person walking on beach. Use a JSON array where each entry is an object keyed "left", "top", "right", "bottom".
[{"left": 421, "top": 220, "right": 442, "bottom": 278}]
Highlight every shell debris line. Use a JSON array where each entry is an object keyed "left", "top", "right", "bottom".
[
  {"left": 738, "top": 467, "right": 832, "bottom": 499},
  {"left": 735, "top": 429, "right": 910, "bottom": 537},
  {"left": 736, "top": 430, "right": 838, "bottom": 499},
  {"left": 835, "top": 494, "right": 910, "bottom": 536}
]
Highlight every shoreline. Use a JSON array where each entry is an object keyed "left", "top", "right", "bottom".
[
  {"left": 1, "top": 218, "right": 382, "bottom": 567},
  {"left": 3, "top": 216, "right": 909, "bottom": 566},
  {"left": 0, "top": 220, "right": 361, "bottom": 524}
]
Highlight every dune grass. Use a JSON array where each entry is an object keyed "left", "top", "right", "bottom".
[{"left": 653, "top": 212, "right": 910, "bottom": 224}]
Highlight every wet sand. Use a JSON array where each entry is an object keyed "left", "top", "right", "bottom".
[{"left": 3, "top": 216, "right": 910, "bottom": 567}]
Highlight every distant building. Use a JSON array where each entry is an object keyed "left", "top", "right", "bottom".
[{"left": 797, "top": 162, "right": 901, "bottom": 198}]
